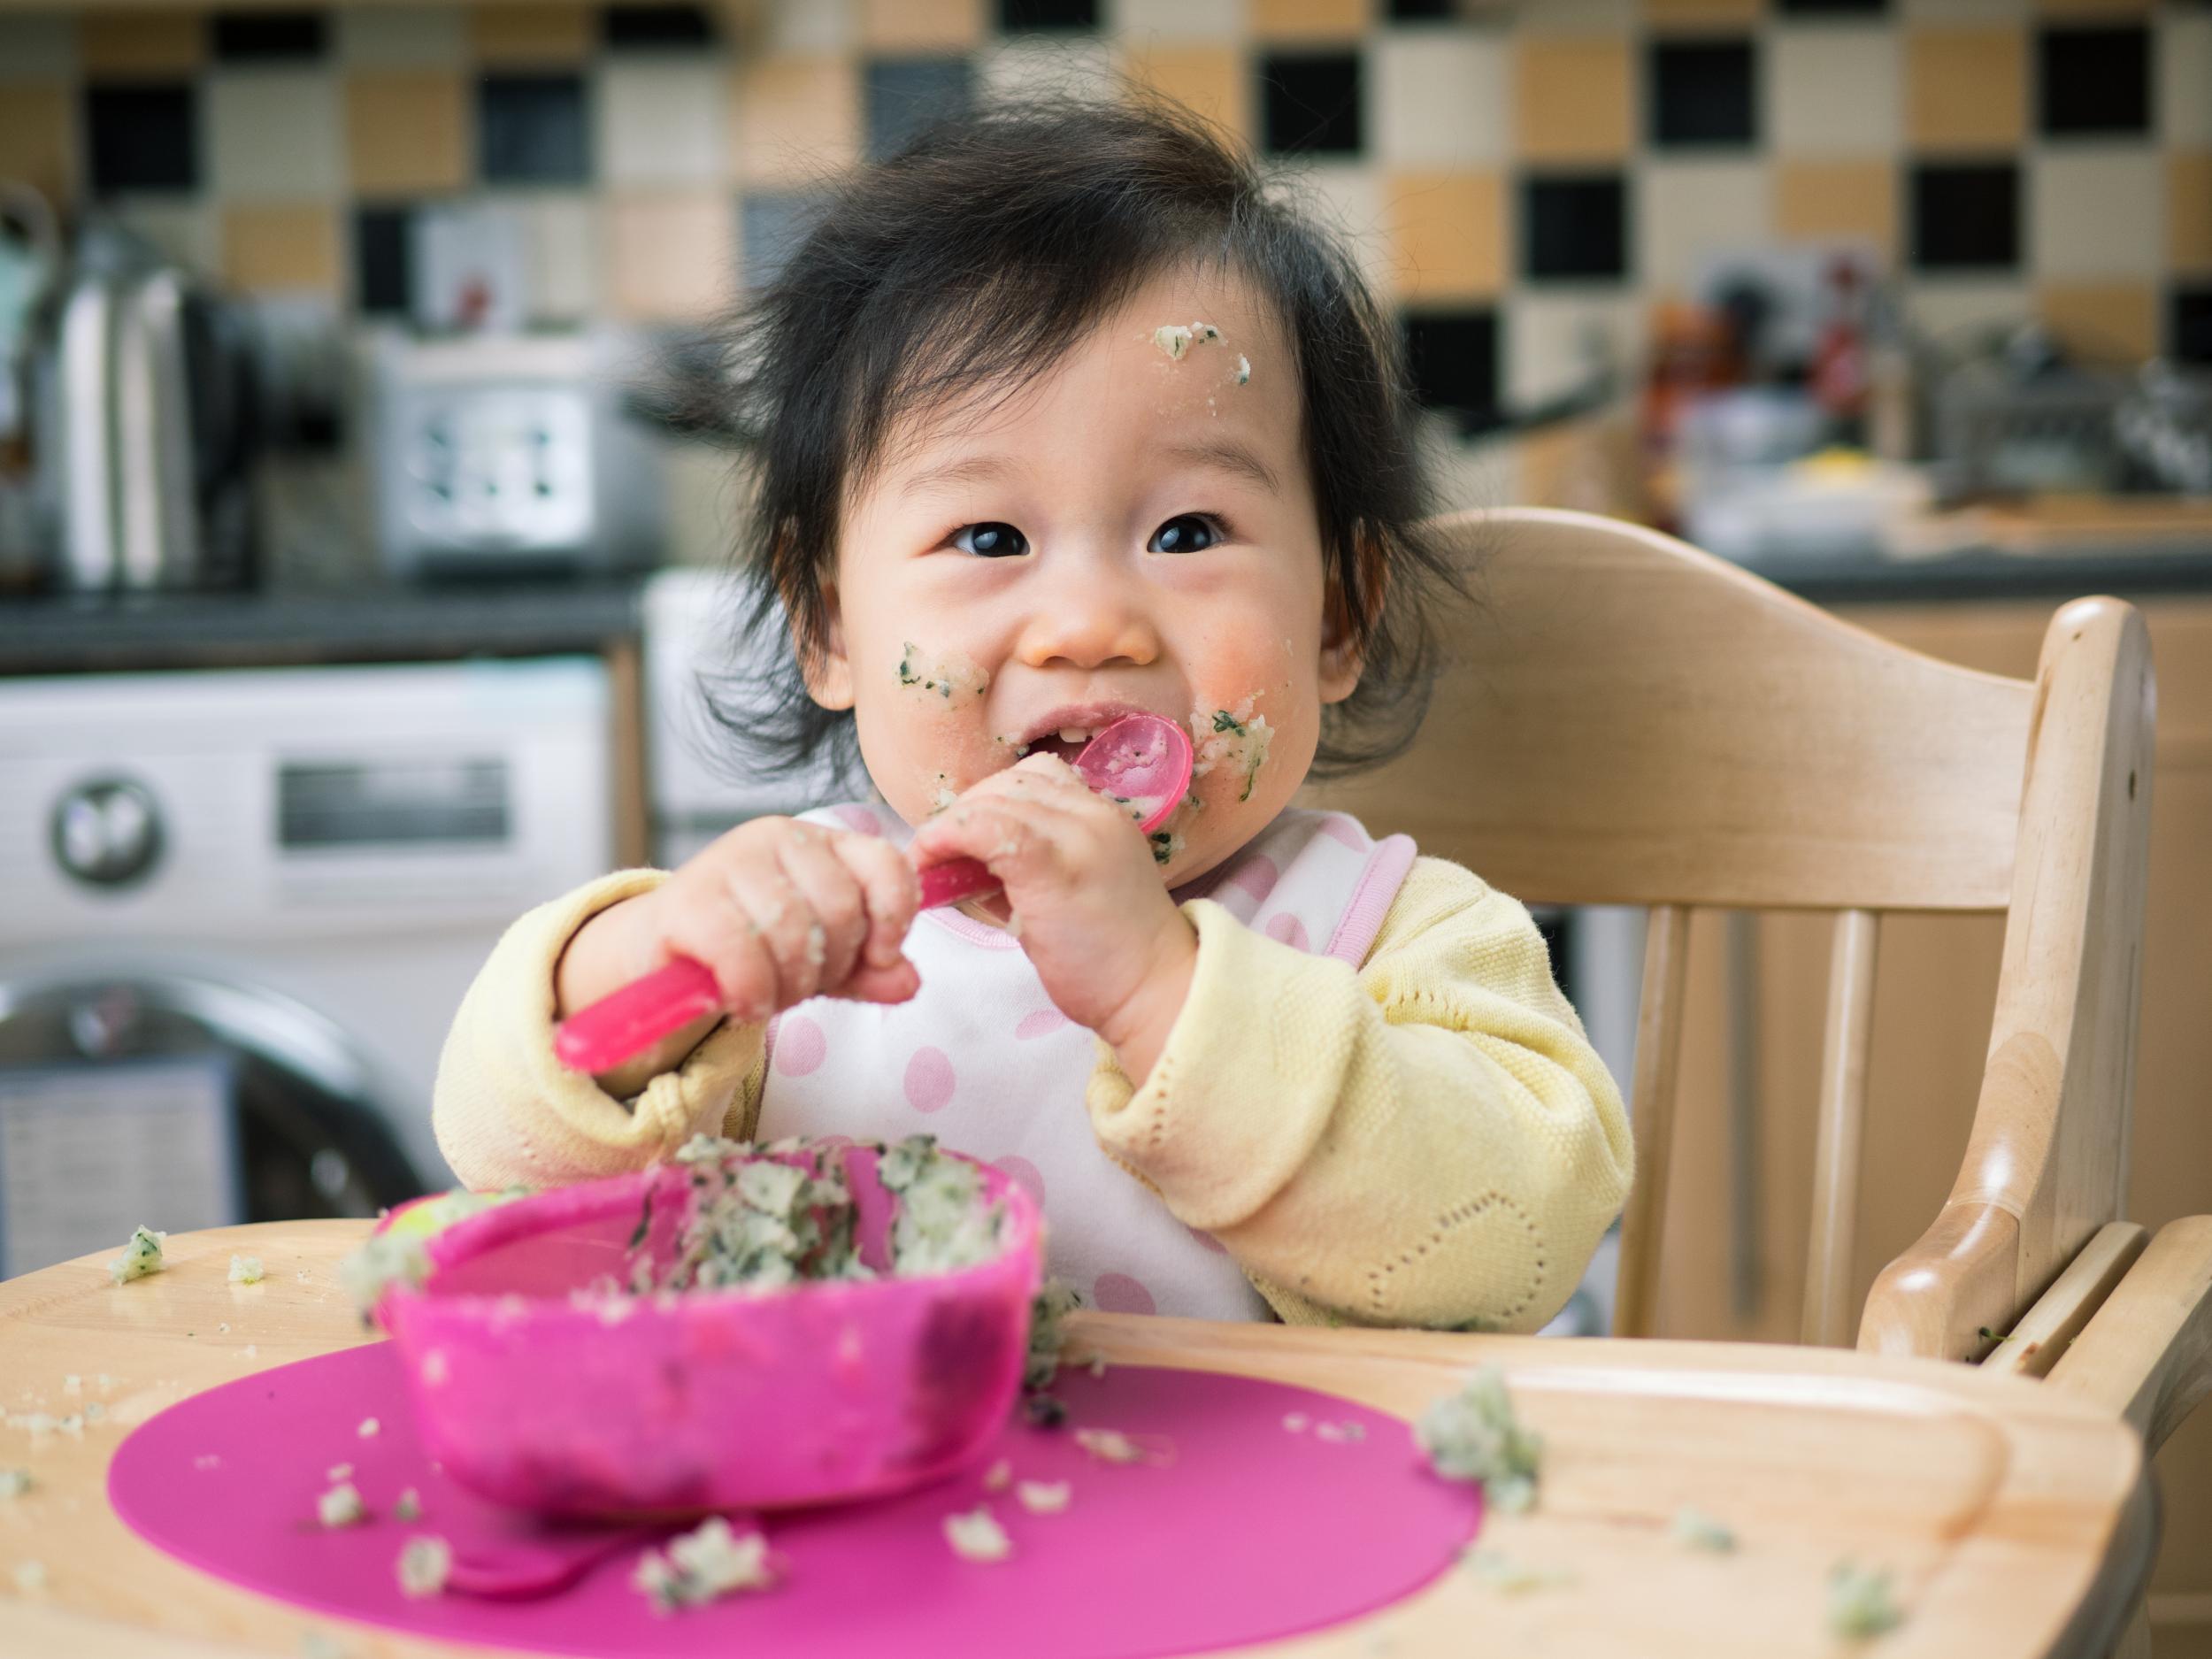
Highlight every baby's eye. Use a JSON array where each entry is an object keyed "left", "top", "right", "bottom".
[
  {"left": 1148, "top": 514, "right": 1224, "bottom": 555},
  {"left": 952, "top": 522, "right": 1028, "bottom": 558}
]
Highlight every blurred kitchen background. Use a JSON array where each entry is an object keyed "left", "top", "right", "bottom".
[{"left": 0, "top": 0, "right": 2208, "bottom": 1637}]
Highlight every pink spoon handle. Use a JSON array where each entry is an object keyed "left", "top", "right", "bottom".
[
  {"left": 552, "top": 956, "right": 720, "bottom": 1074},
  {"left": 916, "top": 856, "right": 1002, "bottom": 910}
]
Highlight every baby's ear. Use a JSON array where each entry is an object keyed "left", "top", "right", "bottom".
[
  {"left": 796, "top": 576, "right": 856, "bottom": 711},
  {"left": 1318, "top": 532, "right": 1380, "bottom": 705}
]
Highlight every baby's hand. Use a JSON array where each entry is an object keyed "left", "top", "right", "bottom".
[
  {"left": 910, "top": 756, "right": 1197, "bottom": 1085},
  {"left": 560, "top": 818, "right": 920, "bottom": 1089}
]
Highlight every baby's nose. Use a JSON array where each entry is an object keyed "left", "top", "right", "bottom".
[{"left": 1014, "top": 566, "right": 1162, "bottom": 671}]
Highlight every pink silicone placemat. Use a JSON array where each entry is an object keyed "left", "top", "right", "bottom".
[{"left": 109, "top": 1340, "right": 1479, "bottom": 1658}]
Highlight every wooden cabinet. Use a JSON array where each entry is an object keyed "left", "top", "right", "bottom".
[{"left": 1647, "top": 595, "right": 2212, "bottom": 1652}]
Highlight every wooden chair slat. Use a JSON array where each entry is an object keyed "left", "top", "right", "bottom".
[
  {"left": 1609, "top": 903, "right": 1690, "bottom": 1340},
  {"left": 1801, "top": 908, "right": 1881, "bottom": 1348}
]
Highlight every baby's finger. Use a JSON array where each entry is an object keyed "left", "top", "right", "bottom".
[
  {"left": 772, "top": 823, "right": 869, "bottom": 994},
  {"left": 719, "top": 854, "right": 823, "bottom": 1009},
  {"left": 830, "top": 833, "right": 921, "bottom": 969},
  {"left": 915, "top": 796, "right": 1069, "bottom": 886},
  {"left": 660, "top": 885, "right": 780, "bottom": 1021},
  {"left": 842, "top": 958, "right": 922, "bottom": 1006}
]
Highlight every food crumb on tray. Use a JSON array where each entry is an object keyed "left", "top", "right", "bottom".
[
  {"left": 632, "top": 1517, "right": 778, "bottom": 1612},
  {"left": 1416, "top": 1364, "right": 1541, "bottom": 1514},
  {"left": 316, "top": 1481, "right": 365, "bottom": 1529},
  {"left": 109, "top": 1225, "right": 165, "bottom": 1286},
  {"left": 1016, "top": 1480, "right": 1071, "bottom": 1515},
  {"left": 396, "top": 1536, "right": 452, "bottom": 1600},
  {"left": 0, "top": 1470, "right": 30, "bottom": 1500},
  {"left": 228, "top": 1255, "right": 264, "bottom": 1286},
  {"left": 944, "top": 1506, "right": 1013, "bottom": 1563}
]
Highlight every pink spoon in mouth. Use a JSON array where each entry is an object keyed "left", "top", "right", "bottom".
[{"left": 553, "top": 713, "right": 1194, "bottom": 1075}]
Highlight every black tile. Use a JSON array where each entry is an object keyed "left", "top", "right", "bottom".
[
  {"left": 478, "top": 74, "right": 591, "bottom": 186},
  {"left": 1909, "top": 162, "right": 2019, "bottom": 272},
  {"left": 2037, "top": 25, "right": 2150, "bottom": 137},
  {"left": 864, "top": 58, "right": 975, "bottom": 161},
  {"left": 1401, "top": 308, "right": 1500, "bottom": 434},
  {"left": 601, "top": 5, "right": 716, "bottom": 49},
  {"left": 1260, "top": 52, "right": 1364, "bottom": 157},
  {"left": 1776, "top": 0, "right": 1886, "bottom": 12},
  {"left": 2175, "top": 287, "right": 2212, "bottom": 365},
  {"left": 211, "top": 11, "right": 326, "bottom": 61},
  {"left": 85, "top": 84, "right": 198, "bottom": 195},
  {"left": 1387, "top": 0, "right": 1459, "bottom": 16},
  {"left": 1522, "top": 173, "right": 1629, "bottom": 282},
  {"left": 998, "top": 0, "right": 1098, "bottom": 29},
  {"left": 1648, "top": 38, "right": 1756, "bottom": 148},
  {"left": 741, "top": 191, "right": 826, "bottom": 290},
  {"left": 354, "top": 204, "right": 413, "bottom": 317}
]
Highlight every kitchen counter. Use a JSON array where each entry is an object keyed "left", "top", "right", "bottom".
[{"left": 0, "top": 576, "right": 645, "bottom": 676}]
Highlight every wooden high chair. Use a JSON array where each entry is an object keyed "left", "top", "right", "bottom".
[{"left": 1312, "top": 508, "right": 2211, "bottom": 1654}]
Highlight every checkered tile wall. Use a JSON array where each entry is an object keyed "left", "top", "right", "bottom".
[{"left": 0, "top": 0, "right": 2205, "bottom": 431}]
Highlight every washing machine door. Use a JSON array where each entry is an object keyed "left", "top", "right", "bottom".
[{"left": 0, "top": 970, "right": 429, "bottom": 1279}]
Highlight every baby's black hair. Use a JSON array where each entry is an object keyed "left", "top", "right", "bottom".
[{"left": 664, "top": 93, "right": 1462, "bottom": 787}]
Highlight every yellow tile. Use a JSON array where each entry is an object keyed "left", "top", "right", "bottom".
[
  {"left": 1125, "top": 44, "right": 1249, "bottom": 143},
  {"left": 1250, "top": 0, "right": 1370, "bottom": 42},
  {"left": 604, "top": 192, "right": 735, "bottom": 321},
  {"left": 1514, "top": 37, "right": 1632, "bottom": 163},
  {"left": 1643, "top": 0, "right": 1762, "bottom": 27},
  {"left": 859, "top": 0, "right": 984, "bottom": 51},
  {"left": 2035, "top": 283, "right": 2158, "bottom": 361},
  {"left": 1775, "top": 159, "right": 1898, "bottom": 264},
  {"left": 220, "top": 203, "right": 341, "bottom": 294},
  {"left": 1385, "top": 170, "right": 1506, "bottom": 300},
  {"left": 1906, "top": 27, "right": 2025, "bottom": 152},
  {"left": 469, "top": 5, "right": 592, "bottom": 66},
  {"left": 2171, "top": 152, "right": 2212, "bottom": 277},
  {"left": 0, "top": 82, "right": 75, "bottom": 201},
  {"left": 80, "top": 12, "right": 205, "bottom": 77},
  {"left": 733, "top": 56, "right": 861, "bottom": 185},
  {"left": 346, "top": 71, "right": 469, "bottom": 196}
]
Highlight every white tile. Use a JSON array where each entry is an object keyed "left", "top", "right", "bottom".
[
  {"left": 600, "top": 62, "right": 730, "bottom": 188},
  {"left": 205, "top": 72, "right": 345, "bottom": 202},
  {"left": 335, "top": 6, "right": 466, "bottom": 67},
  {"left": 1372, "top": 31, "right": 1509, "bottom": 167},
  {"left": 1115, "top": 0, "right": 1246, "bottom": 43},
  {"left": 2162, "top": 12, "right": 2212, "bottom": 148},
  {"left": 1768, "top": 24, "right": 1900, "bottom": 157},
  {"left": 765, "top": 0, "right": 856, "bottom": 54},
  {"left": 517, "top": 194, "right": 600, "bottom": 322},
  {"left": 2029, "top": 149, "right": 2162, "bottom": 280},
  {"left": 1505, "top": 292, "right": 1646, "bottom": 410},
  {"left": 1902, "top": 279, "right": 2032, "bottom": 344},
  {"left": 0, "top": 16, "right": 74, "bottom": 80},
  {"left": 979, "top": 37, "right": 1120, "bottom": 100},
  {"left": 1283, "top": 162, "right": 1392, "bottom": 298},
  {"left": 1638, "top": 158, "right": 1771, "bottom": 296},
  {"left": 105, "top": 199, "right": 219, "bottom": 274}
]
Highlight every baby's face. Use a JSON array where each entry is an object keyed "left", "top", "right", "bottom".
[{"left": 810, "top": 266, "right": 1357, "bottom": 886}]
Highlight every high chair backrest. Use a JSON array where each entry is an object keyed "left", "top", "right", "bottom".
[{"left": 1307, "top": 508, "right": 2154, "bottom": 1356}]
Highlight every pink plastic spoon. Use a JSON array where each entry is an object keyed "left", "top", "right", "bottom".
[{"left": 553, "top": 713, "right": 1194, "bottom": 1074}]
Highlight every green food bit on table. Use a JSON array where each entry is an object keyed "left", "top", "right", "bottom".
[
  {"left": 1826, "top": 1560, "right": 1904, "bottom": 1640},
  {"left": 1670, "top": 1505, "right": 1737, "bottom": 1553},
  {"left": 1462, "top": 1548, "right": 1572, "bottom": 1594},
  {"left": 228, "top": 1254, "right": 264, "bottom": 1286},
  {"left": 1416, "top": 1364, "right": 1542, "bottom": 1514},
  {"left": 109, "top": 1225, "right": 166, "bottom": 1286}
]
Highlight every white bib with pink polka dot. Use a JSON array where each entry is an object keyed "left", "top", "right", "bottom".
[{"left": 757, "top": 804, "right": 1418, "bottom": 1322}]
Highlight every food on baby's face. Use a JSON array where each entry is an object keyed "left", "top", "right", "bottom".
[
  {"left": 1189, "top": 701, "right": 1273, "bottom": 804},
  {"left": 109, "top": 1225, "right": 165, "bottom": 1286},
  {"left": 1417, "top": 1364, "right": 1541, "bottom": 1515},
  {"left": 896, "top": 643, "right": 989, "bottom": 707},
  {"left": 632, "top": 1517, "right": 777, "bottom": 1612}
]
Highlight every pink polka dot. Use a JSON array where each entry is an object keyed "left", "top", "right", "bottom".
[
  {"left": 1263, "top": 912, "right": 1311, "bottom": 952},
  {"left": 1223, "top": 855, "right": 1279, "bottom": 905},
  {"left": 1316, "top": 815, "right": 1368, "bottom": 851},
  {"left": 902, "top": 1046, "right": 956, "bottom": 1113},
  {"left": 993, "top": 1156, "right": 1045, "bottom": 1208},
  {"left": 1093, "top": 1272, "right": 1156, "bottom": 1316},
  {"left": 831, "top": 805, "right": 883, "bottom": 836},
  {"left": 1186, "top": 1225, "right": 1229, "bottom": 1254},
  {"left": 1014, "top": 1008, "right": 1071, "bottom": 1041},
  {"left": 772, "top": 1014, "right": 826, "bottom": 1077}
]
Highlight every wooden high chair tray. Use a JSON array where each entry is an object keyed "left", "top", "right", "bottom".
[{"left": 0, "top": 1220, "right": 2154, "bottom": 1659}]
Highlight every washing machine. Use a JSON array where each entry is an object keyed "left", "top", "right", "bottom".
[{"left": 0, "top": 657, "right": 613, "bottom": 1279}]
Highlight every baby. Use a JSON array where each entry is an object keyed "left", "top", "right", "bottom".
[{"left": 434, "top": 98, "right": 1632, "bottom": 1333}]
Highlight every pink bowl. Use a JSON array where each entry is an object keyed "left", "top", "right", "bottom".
[{"left": 375, "top": 1144, "right": 1042, "bottom": 1519}]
